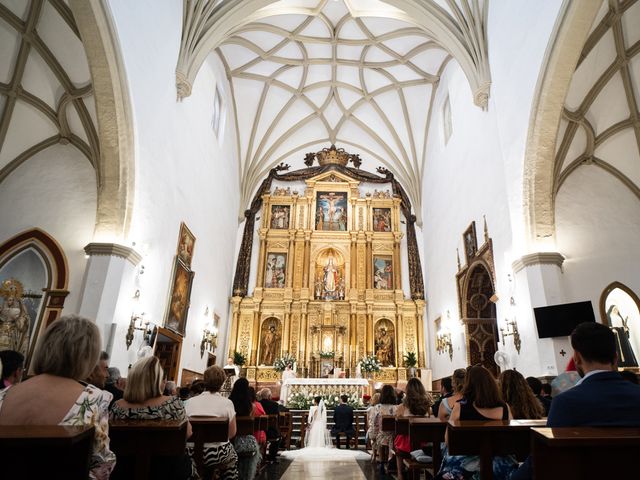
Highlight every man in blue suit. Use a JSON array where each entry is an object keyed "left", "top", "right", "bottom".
[{"left": 511, "top": 321, "right": 640, "bottom": 479}]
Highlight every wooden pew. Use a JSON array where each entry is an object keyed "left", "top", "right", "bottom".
[
  {"left": 447, "top": 419, "right": 545, "bottom": 480},
  {"left": 384, "top": 416, "right": 447, "bottom": 479},
  {"left": 531, "top": 426, "right": 640, "bottom": 480},
  {"left": 109, "top": 418, "right": 187, "bottom": 480},
  {"left": 0, "top": 425, "right": 94, "bottom": 478},
  {"left": 279, "top": 411, "right": 293, "bottom": 449},
  {"left": 188, "top": 416, "right": 229, "bottom": 478}
]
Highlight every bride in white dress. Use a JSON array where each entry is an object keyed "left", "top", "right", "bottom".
[{"left": 305, "top": 396, "right": 333, "bottom": 448}]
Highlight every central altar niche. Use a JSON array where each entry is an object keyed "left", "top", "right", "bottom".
[{"left": 228, "top": 145, "right": 426, "bottom": 385}]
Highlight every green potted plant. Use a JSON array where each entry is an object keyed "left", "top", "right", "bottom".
[
  {"left": 233, "top": 350, "right": 247, "bottom": 376},
  {"left": 403, "top": 351, "right": 418, "bottom": 378}
]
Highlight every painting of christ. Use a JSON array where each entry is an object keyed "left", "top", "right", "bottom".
[{"left": 315, "top": 192, "right": 348, "bottom": 231}]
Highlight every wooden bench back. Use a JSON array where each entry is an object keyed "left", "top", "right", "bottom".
[
  {"left": 188, "top": 416, "right": 229, "bottom": 478},
  {"left": 0, "top": 425, "right": 94, "bottom": 478},
  {"left": 109, "top": 418, "right": 187, "bottom": 480},
  {"left": 532, "top": 427, "right": 640, "bottom": 480}
]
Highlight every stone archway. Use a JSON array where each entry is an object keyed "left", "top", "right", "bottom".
[
  {"left": 522, "top": 1, "right": 603, "bottom": 248},
  {"left": 69, "top": 0, "right": 135, "bottom": 242}
]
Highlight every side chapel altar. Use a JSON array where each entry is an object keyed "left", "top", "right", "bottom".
[{"left": 228, "top": 145, "right": 427, "bottom": 388}]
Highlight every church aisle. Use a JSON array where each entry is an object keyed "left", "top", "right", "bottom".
[{"left": 280, "top": 456, "right": 367, "bottom": 480}]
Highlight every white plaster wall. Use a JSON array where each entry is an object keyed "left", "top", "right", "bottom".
[
  {"left": 106, "top": 0, "right": 240, "bottom": 381},
  {"left": 556, "top": 165, "right": 640, "bottom": 327},
  {"left": 0, "top": 145, "right": 97, "bottom": 313}
]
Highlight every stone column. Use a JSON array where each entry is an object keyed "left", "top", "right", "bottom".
[
  {"left": 512, "top": 252, "right": 568, "bottom": 376},
  {"left": 78, "top": 243, "right": 141, "bottom": 352}
]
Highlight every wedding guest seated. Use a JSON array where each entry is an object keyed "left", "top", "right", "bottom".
[
  {"left": 229, "top": 378, "right": 262, "bottom": 478},
  {"left": 432, "top": 376, "right": 453, "bottom": 417},
  {"left": 511, "top": 322, "right": 640, "bottom": 480},
  {"left": 525, "top": 376, "right": 551, "bottom": 416},
  {"left": 365, "top": 392, "right": 380, "bottom": 453},
  {"left": 437, "top": 368, "right": 466, "bottom": 421},
  {"left": 372, "top": 385, "right": 397, "bottom": 474},
  {"left": 185, "top": 365, "right": 238, "bottom": 480},
  {"left": 500, "top": 370, "right": 544, "bottom": 419},
  {"left": 435, "top": 365, "right": 517, "bottom": 480},
  {"left": 0, "top": 315, "right": 116, "bottom": 479},
  {"left": 110, "top": 355, "right": 196, "bottom": 479},
  {"left": 332, "top": 394, "right": 355, "bottom": 449},
  {"left": 86, "top": 351, "right": 110, "bottom": 389},
  {"left": 259, "top": 388, "right": 287, "bottom": 460},
  {"left": 0, "top": 350, "right": 24, "bottom": 390},
  {"left": 394, "top": 378, "right": 433, "bottom": 480},
  {"left": 164, "top": 380, "right": 178, "bottom": 396},
  {"left": 105, "top": 367, "right": 124, "bottom": 406},
  {"left": 540, "top": 383, "right": 553, "bottom": 398},
  {"left": 189, "top": 380, "right": 206, "bottom": 398},
  {"left": 249, "top": 387, "right": 266, "bottom": 445}
]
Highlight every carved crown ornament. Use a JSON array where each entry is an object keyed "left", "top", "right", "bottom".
[{"left": 304, "top": 144, "right": 362, "bottom": 168}]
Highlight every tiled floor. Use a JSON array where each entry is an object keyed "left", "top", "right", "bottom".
[{"left": 259, "top": 449, "right": 386, "bottom": 480}]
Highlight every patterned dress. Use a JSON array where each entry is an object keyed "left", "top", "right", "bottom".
[
  {"left": 372, "top": 403, "right": 397, "bottom": 458},
  {"left": 0, "top": 384, "right": 117, "bottom": 480},
  {"left": 110, "top": 396, "right": 197, "bottom": 479}
]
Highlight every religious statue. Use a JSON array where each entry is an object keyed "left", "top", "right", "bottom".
[
  {"left": 323, "top": 257, "right": 339, "bottom": 294},
  {"left": 0, "top": 279, "right": 31, "bottom": 356},
  {"left": 607, "top": 304, "right": 638, "bottom": 367},
  {"left": 260, "top": 324, "right": 280, "bottom": 365},
  {"left": 375, "top": 326, "right": 394, "bottom": 366}
]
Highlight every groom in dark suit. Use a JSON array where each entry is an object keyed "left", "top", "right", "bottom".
[{"left": 331, "top": 395, "right": 355, "bottom": 449}]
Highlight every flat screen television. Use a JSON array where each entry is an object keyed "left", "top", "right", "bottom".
[{"left": 533, "top": 301, "right": 596, "bottom": 338}]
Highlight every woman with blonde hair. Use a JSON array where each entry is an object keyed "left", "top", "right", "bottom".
[
  {"left": 0, "top": 315, "right": 116, "bottom": 479},
  {"left": 499, "top": 369, "right": 544, "bottom": 419},
  {"left": 110, "top": 356, "right": 196, "bottom": 479},
  {"left": 438, "top": 368, "right": 466, "bottom": 421}
]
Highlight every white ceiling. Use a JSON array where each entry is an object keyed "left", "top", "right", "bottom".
[
  {"left": 0, "top": 0, "right": 97, "bottom": 184},
  {"left": 215, "top": 0, "right": 474, "bottom": 210},
  {"left": 555, "top": 0, "right": 640, "bottom": 201}
]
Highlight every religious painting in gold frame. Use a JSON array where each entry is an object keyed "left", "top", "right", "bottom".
[
  {"left": 177, "top": 222, "right": 195, "bottom": 268},
  {"left": 270, "top": 205, "right": 291, "bottom": 230},
  {"left": 264, "top": 253, "right": 286, "bottom": 288},
  {"left": 315, "top": 191, "right": 348, "bottom": 231},
  {"left": 373, "top": 256, "right": 393, "bottom": 290},
  {"left": 372, "top": 208, "right": 392, "bottom": 232},
  {"left": 164, "top": 257, "right": 195, "bottom": 336}
]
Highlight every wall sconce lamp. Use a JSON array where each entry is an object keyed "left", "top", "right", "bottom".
[
  {"left": 501, "top": 319, "right": 521, "bottom": 354},
  {"left": 126, "top": 313, "right": 153, "bottom": 350},
  {"left": 200, "top": 324, "right": 218, "bottom": 358},
  {"left": 436, "top": 330, "right": 453, "bottom": 361}
]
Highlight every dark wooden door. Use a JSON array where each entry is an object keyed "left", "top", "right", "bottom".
[{"left": 154, "top": 328, "right": 182, "bottom": 382}]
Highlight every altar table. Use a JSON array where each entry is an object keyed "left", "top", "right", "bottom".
[{"left": 280, "top": 377, "right": 369, "bottom": 402}]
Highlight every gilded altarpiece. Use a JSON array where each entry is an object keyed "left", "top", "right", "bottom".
[{"left": 229, "top": 146, "right": 426, "bottom": 384}]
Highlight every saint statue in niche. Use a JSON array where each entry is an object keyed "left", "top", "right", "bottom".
[
  {"left": 0, "top": 279, "right": 31, "bottom": 356},
  {"left": 375, "top": 325, "right": 394, "bottom": 367},
  {"left": 260, "top": 323, "right": 280, "bottom": 365},
  {"left": 323, "top": 257, "right": 339, "bottom": 294},
  {"left": 607, "top": 304, "right": 638, "bottom": 367}
]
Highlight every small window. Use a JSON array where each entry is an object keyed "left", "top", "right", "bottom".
[
  {"left": 443, "top": 94, "right": 452, "bottom": 144},
  {"left": 212, "top": 86, "right": 225, "bottom": 139}
]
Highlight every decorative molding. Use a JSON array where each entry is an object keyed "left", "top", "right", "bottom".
[
  {"left": 84, "top": 243, "right": 142, "bottom": 265},
  {"left": 512, "top": 252, "right": 565, "bottom": 273}
]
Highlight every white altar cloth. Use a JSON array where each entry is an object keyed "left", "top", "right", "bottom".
[{"left": 280, "top": 378, "right": 369, "bottom": 402}]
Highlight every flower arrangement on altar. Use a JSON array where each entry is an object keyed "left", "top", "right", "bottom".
[
  {"left": 286, "top": 389, "right": 364, "bottom": 409},
  {"left": 274, "top": 353, "right": 296, "bottom": 372},
  {"left": 319, "top": 350, "right": 334, "bottom": 358},
  {"left": 358, "top": 354, "right": 381, "bottom": 373}
]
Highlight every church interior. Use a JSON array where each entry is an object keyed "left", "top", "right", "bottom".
[{"left": 1, "top": 0, "right": 640, "bottom": 479}]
